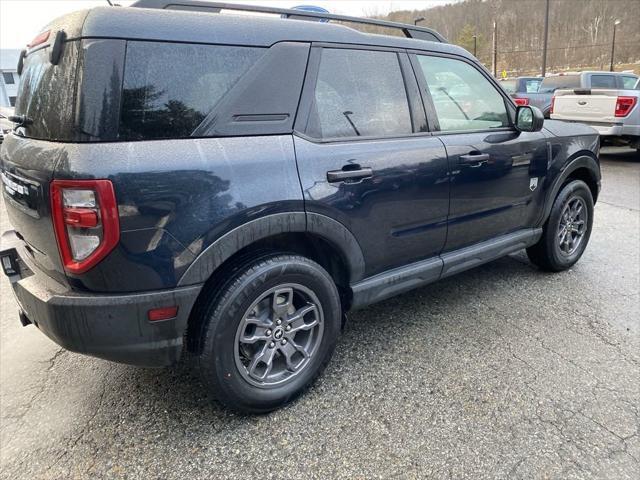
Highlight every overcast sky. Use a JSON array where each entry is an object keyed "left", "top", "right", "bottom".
[{"left": 0, "top": 0, "right": 454, "bottom": 49}]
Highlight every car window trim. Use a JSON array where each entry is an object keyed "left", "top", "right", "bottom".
[
  {"left": 408, "top": 50, "right": 517, "bottom": 134},
  {"left": 408, "top": 53, "right": 441, "bottom": 131},
  {"left": 293, "top": 129, "right": 438, "bottom": 145},
  {"left": 398, "top": 52, "right": 429, "bottom": 134},
  {"left": 293, "top": 43, "right": 424, "bottom": 143}
]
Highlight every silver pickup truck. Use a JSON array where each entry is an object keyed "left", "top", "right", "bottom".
[
  {"left": 551, "top": 78, "right": 640, "bottom": 151},
  {"left": 514, "top": 71, "right": 638, "bottom": 119}
]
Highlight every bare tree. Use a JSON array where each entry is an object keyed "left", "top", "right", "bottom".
[{"left": 370, "top": 0, "right": 639, "bottom": 75}]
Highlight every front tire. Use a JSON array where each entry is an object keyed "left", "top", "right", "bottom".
[
  {"left": 527, "top": 179, "right": 594, "bottom": 272},
  {"left": 197, "top": 254, "right": 341, "bottom": 413}
]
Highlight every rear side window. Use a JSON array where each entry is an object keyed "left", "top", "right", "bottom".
[
  {"left": 119, "top": 42, "right": 264, "bottom": 140},
  {"left": 621, "top": 76, "right": 638, "bottom": 89},
  {"left": 590, "top": 75, "right": 616, "bottom": 89},
  {"left": 306, "top": 48, "right": 412, "bottom": 139},
  {"left": 417, "top": 55, "right": 509, "bottom": 132}
]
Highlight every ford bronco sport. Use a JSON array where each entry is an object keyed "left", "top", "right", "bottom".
[{"left": 0, "top": 1, "right": 601, "bottom": 413}]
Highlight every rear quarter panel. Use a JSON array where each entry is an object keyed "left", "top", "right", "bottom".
[{"left": 53, "top": 135, "right": 303, "bottom": 292}]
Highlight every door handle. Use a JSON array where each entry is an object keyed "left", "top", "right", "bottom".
[
  {"left": 327, "top": 167, "right": 373, "bottom": 183},
  {"left": 459, "top": 152, "right": 490, "bottom": 167}
]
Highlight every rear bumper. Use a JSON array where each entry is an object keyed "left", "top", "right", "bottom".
[
  {"left": 590, "top": 124, "right": 639, "bottom": 137},
  {"left": 555, "top": 120, "right": 623, "bottom": 136},
  {"left": 621, "top": 124, "right": 640, "bottom": 137},
  {"left": 591, "top": 124, "right": 624, "bottom": 136},
  {"left": 1, "top": 231, "right": 202, "bottom": 367},
  {"left": 550, "top": 118, "right": 639, "bottom": 137}
]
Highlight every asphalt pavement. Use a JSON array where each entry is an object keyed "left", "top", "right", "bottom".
[{"left": 1, "top": 147, "right": 638, "bottom": 479}]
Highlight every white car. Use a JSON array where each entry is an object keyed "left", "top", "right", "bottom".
[{"left": 551, "top": 78, "right": 639, "bottom": 151}]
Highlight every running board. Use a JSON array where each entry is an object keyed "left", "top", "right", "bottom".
[{"left": 350, "top": 228, "right": 542, "bottom": 309}]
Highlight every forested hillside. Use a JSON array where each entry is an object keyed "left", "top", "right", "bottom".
[{"left": 371, "top": 0, "right": 639, "bottom": 75}]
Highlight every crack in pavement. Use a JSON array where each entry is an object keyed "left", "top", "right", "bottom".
[
  {"left": 597, "top": 200, "right": 640, "bottom": 212},
  {"left": 478, "top": 305, "right": 639, "bottom": 471},
  {"left": 1, "top": 348, "right": 66, "bottom": 428},
  {"left": 43, "top": 366, "right": 112, "bottom": 478}
]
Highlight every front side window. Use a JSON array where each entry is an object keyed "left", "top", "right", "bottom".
[
  {"left": 590, "top": 75, "right": 616, "bottom": 89},
  {"left": 306, "top": 48, "right": 412, "bottom": 139},
  {"left": 417, "top": 55, "right": 509, "bottom": 131},
  {"left": 120, "top": 42, "right": 264, "bottom": 140}
]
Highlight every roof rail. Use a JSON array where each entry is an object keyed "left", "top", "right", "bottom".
[{"left": 129, "top": 0, "right": 447, "bottom": 43}]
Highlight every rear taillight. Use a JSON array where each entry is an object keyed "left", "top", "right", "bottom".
[
  {"left": 50, "top": 180, "right": 119, "bottom": 274},
  {"left": 614, "top": 96, "right": 637, "bottom": 117},
  {"left": 27, "top": 30, "right": 50, "bottom": 48},
  {"left": 550, "top": 96, "right": 556, "bottom": 114},
  {"left": 514, "top": 97, "right": 529, "bottom": 106}
]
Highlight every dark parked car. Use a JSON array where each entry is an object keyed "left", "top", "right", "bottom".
[
  {"left": 1, "top": 1, "right": 601, "bottom": 413},
  {"left": 499, "top": 76, "right": 543, "bottom": 106}
]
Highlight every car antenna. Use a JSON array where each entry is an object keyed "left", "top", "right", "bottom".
[{"left": 105, "top": 0, "right": 120, "bottom": 5}]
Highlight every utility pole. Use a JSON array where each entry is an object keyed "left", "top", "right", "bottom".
[
  {"left": 541, "top": 0, "right": 550, "bottom": 77},
  {"left": 610, "top": 19, "right": 621, "bottom": 72},
  {"left": 473, "top": 35, "right": 477, "bottom": 57},
  {"left": 492, "top": 21, "right": 497, "bottom": 78}
]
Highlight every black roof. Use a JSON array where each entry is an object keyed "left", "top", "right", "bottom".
[
  {"left": 131, "top": 0, "right": 446, "bottom": 42},
  {"left": 42, "top": 5, "right": 472, "bottom": 60}
]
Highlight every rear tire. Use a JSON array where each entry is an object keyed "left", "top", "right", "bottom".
[
  {"left": 527, "top": 179, "right": 594, "bottom": 272},
  {"left": 196, "top": 254, "right": 341, "bottom": 413}
]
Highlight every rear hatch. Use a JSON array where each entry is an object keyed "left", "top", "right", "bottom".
[
  {"left": 552, "top": 89, "right": 619, "bottom": 123},
  {"left": 2, "top": 137, "right": 71, "bottom": 283},
  {"left": 0, "top": 17, "right": 87, "bottom": 284}
]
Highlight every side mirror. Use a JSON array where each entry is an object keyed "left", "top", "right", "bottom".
[{"left": 516, "top": 105, "right": 544, "bottom": 132}]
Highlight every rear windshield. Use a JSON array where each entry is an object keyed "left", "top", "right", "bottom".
[
  {"left": 539, "top": 75, "right": 580, "bottom": 93},
  {"left": 523, "top": 78, "right": 542, "bottom": 93},
  {"left": 590, "top": 74, "right": 616, "bottom": 88},
  {"left": 14, "top": 41, "right": 80, "bottom": 141},
  {"left": 119, "top": 42, "right": 264, "bottom": 140}
]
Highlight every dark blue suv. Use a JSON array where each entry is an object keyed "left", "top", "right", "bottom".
[{"left": 0, "top": 1, "right": 601, "bottom": 412}]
